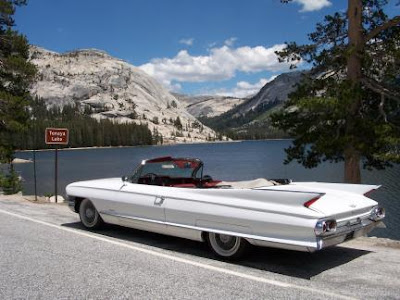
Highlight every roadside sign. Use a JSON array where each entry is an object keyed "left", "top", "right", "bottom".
[
  {"left": 45, "top": 128, "right": 69, "bottom": 145},
  {"left": 45, "top": 127, "right": 69, "bottom": 203}
]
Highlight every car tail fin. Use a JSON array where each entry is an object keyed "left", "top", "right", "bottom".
[
  {"left": 304, "top": 196, "right": 321, "bottom": 208},
  {"left": 364, "top": 189, "right": 377, "bottom": 198}
]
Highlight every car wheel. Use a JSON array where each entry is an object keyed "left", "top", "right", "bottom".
[
  {"left": 207, "top": 232, "right": 248, "bottom": 259},
  {"left": 79, "top": 199, "right": 104, "bottom": 229}
]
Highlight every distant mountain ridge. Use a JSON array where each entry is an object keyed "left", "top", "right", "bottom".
[
  {"left": 172, "top": 93, "right": 246, "bottom": 118},
  {"left": 198, "top": 71, "right": 304, "bottom": 139},
  {"left": 29, "top": 46, "right": 218, "bottom": 143},
  {"left": 236, "top": 71, "right": 303, "bottom": 114}
]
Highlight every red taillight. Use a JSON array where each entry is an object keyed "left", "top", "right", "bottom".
[
  {"left": 304, "top": 196, "right": 321, "bottom": 208},
  {"left": 364, "top": 189, "right": 376, "bottom": 198}
]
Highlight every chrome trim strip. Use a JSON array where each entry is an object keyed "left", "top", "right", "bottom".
[
  {"left": 336, "top": 209, "right": 373, "bottom": 223},
  {"left": 69, "top": 185, "right": 320, "bottom": 219},
  {"left": 317, "top": 221, "right": 379, "bottom": 250},
  {"left": 71, "top": 184, "right": 323, "bottom": 200},
  {"left": 100, "top": 211, "right": 318, "bottom": 249},
  {"left": 320, "top": 219, "right": 377, "bottom": 240},
  {"left": 100, "top": 209, "right": 380, "bottom": 251}
]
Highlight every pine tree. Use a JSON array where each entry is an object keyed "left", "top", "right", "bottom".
[
  {"left": 272, "top": 0, "right": 400, "bottom": 183},
  {"left": 174, "top": 116, "right": 183, "bottom": 130},
  {"left": 0, "top": 1, "right": 36, "bottom": 193},
  {"left": 0, "top": 0, "right": 36, "bottom": 163}
]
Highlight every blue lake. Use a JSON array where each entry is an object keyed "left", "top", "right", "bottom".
[{"left": 14, "top": 140, "right": 400, "bottom": 240}]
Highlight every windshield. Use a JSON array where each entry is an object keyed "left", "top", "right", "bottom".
[{"left": 132, "top": 160, "right": 201, "bottom": 182}]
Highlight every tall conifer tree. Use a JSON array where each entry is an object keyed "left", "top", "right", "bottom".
[
  {"left": 272, "top": 0, "right": 400, "bottom": 183},
  {"left": 0, "top": 0, "right": 36, "bottom": 163}
]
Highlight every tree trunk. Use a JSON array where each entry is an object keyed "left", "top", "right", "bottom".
[
  {"left": 345, "top": 0, "right": 363, "bottom": 183},
  {"left": 347, "top": 0, "right": 363, "bottom": 83},
  {"left": 344, "top": 146, "right": 361, "bottom": 184}
]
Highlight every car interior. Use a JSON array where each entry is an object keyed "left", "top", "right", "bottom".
[{"left": 129, "top": 157, "right": 290, "bottom": 189}]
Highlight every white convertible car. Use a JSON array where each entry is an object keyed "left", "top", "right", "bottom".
[{"left": 66, "top": 156, "right": 385, "bottom": 259}]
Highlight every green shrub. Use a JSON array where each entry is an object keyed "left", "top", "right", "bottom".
[{"left": 0, "top": 168, "right": 22, "bottom": 195}]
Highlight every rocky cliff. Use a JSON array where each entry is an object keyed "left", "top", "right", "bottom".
[
  {"left": 173, "top": 93, "right": 246, "bottom": 118},
  {"left": 234, "top": 71, "right": 303, "bottom": 115},
  {"left": 197, "top": 71, "right": 305, "bottom": 139},
  {"left": 29, "top": 46, "right": 218, "bottom": 143}
]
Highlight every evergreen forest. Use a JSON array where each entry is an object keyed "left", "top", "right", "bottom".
[{"left": 12, "top": 98, "right": 153, "bottom": 150}]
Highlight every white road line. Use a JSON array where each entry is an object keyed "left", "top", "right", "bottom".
[{"left": 0, "top": 208, "right": 357, "bottom": 300}]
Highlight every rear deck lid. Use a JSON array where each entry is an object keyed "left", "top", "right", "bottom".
[{"left": 261, "top": 182, "right": 379, "bottom": 216}]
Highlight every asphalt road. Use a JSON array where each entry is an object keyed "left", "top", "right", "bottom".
[{"left": 1, "top": 195, "right": 400, "bottom": 300}]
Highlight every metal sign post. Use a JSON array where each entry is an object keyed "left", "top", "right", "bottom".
[
  {"left": 33, "top": 150, "right": 37, "bottom": 201},
  {"left": 45, "top": 128, "right": 69, "bottom": 203},
  {"left": 55, "top": 147, "right": 58, "bottom": 203}
]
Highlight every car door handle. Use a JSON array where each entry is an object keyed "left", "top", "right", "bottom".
[{"left": 154, "top": 196, "right": 165, "bottom": 206}]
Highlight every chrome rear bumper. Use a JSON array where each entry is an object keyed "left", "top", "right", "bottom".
[{"left": 317, "top": 219, "right": 382, "bottom": 250}]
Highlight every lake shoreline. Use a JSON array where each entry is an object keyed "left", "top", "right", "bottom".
[
  {"left": 15, "top": 138, "right": 293, "bottom": 153},
  {"left": 0, "top": 158, "right": 33, "bottom": 164}
]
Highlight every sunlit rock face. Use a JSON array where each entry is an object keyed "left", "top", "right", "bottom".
[
  {"left": 236, "top": 71, "right": 304, "bottom": 115},
  {"left": 29, "top": 46, "right": 218, "bottom": 143},
  {"left": 173, "top": 93, "right": 246, "bottom": 118}
]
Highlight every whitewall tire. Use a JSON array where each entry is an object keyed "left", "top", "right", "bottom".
[
  {"left": 207, "top": 232, "right": 248, "bottom": 259},
  {"left": 79, "top": 199, "right": 104, "bottom": 229}
]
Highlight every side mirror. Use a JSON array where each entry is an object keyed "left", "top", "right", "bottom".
[{"left": 121, "top": 175, "right": 129, "bottom": 182}]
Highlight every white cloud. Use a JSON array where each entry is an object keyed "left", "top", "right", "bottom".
[
  {"left": 168, "top": 82, "right": 182, "bottom": 92},
  {"left": 179, "top": 38, "right": 194, "bottom": 46},
  {"left": 139, "top": 44, "right": 296, "bottom": 89},
  {"left": 294, "top": 0, "right": 331, "bottom": 12},
  {"left": 224, "top": 37, "right": 237, "bottom": 47},
  {"left": 212, "top": 76, "right": 278, "bottom": 98},
  {"left": 208, "top": 42, "right": 217, "bottom": 49}
]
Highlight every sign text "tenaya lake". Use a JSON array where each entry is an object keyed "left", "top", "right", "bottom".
[{"left": 45, "top": 128, "right": 69, "bottom": 145}]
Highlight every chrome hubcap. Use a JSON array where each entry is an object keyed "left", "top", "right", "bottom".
[
  {"left": 85, "top": 208, "right": 94, "bottom": 219},
  {"left": 215, "top": 234, "right": 236, "bottom": 250},
  {"left": 219, "top": 234, "right": 233, "bottom": 244},
  {"left": 83, "top": 202, "right": 96, "bottom": 224},
  {"left": 209, "top": 233, "right": 240, "bottom": 256}
]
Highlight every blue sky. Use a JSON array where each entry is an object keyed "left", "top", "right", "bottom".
[{"left": 15, "top": 0, "right": 398, "bottom": 97}]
